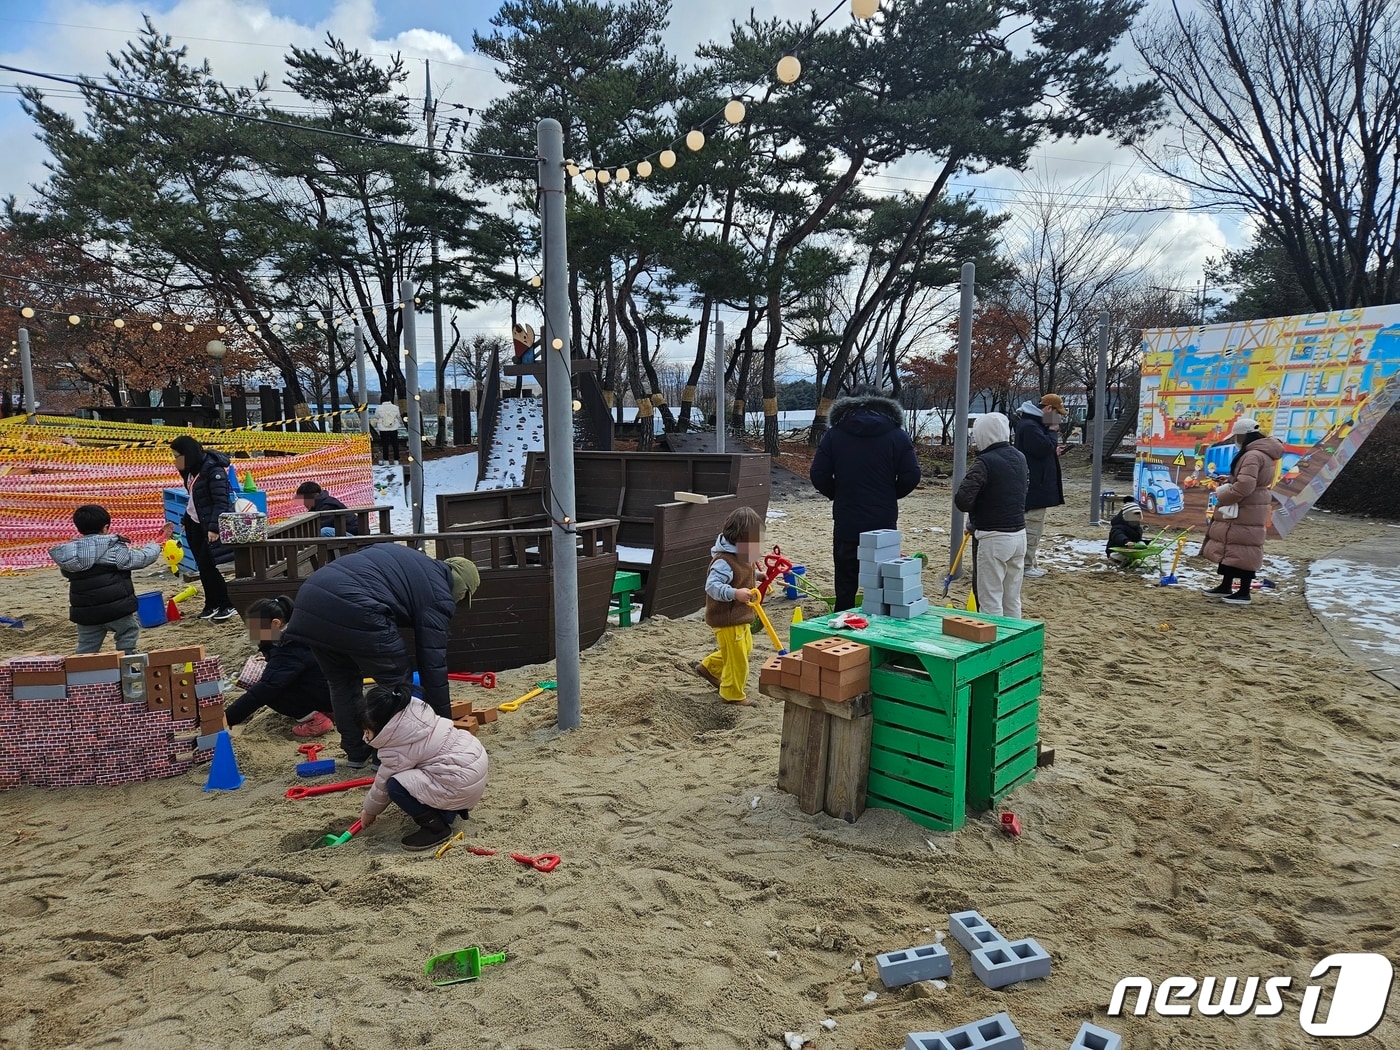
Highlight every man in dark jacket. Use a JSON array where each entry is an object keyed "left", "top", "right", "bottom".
[
  {"left": 296, "top": 481, "right": 360, "bottom": 536},
  {"left": 955, "top": 413, "right": 1028, "bottom": 618},
  {"left": 283, "top": 544, "right": 481, "bottom": 767},
  {"left": 169, "top": 435, "right": 236, "bottom": 621},
  {"left": 1012, "top": 394, "right": 1066, "bottom": 578},
  {"left": 810, "top": 388, "right": 922, "bottom": 611}
]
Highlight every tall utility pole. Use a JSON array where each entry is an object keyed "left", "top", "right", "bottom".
[
  {"left": 949, "top": 263, "right": 974, "bottom": 572},
  {"left": 539, "top": 118, "right": 581, "bottom": 732},
  {"left": 426, "top": 61, "right": 447, "bottom": 449}
]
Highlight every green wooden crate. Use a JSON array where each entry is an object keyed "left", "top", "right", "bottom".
[{"left": 866, "top": 768, "right": 960, "bottom": 831}]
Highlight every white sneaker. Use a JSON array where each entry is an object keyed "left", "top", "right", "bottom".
[{"left": 1024, "top": 567, "right": 1048, "bottom": 578}]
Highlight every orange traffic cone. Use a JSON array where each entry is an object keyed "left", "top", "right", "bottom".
[{"left": 165, "top": 597, "right": 181, "bottom": 622}]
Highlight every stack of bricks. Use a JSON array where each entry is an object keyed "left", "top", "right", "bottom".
[
  {"left": 759, "top": 637, "right": 870, "bottom": 703},
  {"left": 857, "top": 530, "right": 930, "bottom": 619},
  {"left": 0, "top": 647, "right": 225, "bottom": 790},
  {"left": 450, "top": 698, "right": 496, "bottom": 734}
]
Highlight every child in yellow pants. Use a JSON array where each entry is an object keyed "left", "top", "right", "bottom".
[{"left": 696, "top": 506, "right": 762, "bottom": 705}]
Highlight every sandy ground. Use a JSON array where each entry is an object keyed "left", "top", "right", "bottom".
[{"left": 2, "top": 465, "right": 1398, "bottom": 1050}]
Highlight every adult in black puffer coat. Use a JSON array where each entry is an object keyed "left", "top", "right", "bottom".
[
  {"left": 169, "top": 435, "right": 235, "bottom": 620},
  {"left": 810, "top": 389, "right": 921, "bottom": 611},
  {"left": 283, "top": 544, "right": 481, "bottom": 766}
]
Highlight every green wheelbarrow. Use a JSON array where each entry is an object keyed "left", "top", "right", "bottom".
[{"left": 425, "top": 946, "right": 507, "bottom": 986}]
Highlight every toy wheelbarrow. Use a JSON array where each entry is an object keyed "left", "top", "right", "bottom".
[{"left": 424, "top": 946, "right": 507, "bottom": 986}]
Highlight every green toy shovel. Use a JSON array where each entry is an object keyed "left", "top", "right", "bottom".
[
  {"left": 424, "top": 946, "right": 507, "bottom": 986},
  {"left": 321, "top": 818, "right": 363, "bottom": 848}
]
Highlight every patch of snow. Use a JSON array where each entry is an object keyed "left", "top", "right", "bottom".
[
  {"left": 480, "top": 398, "right": 545, "bottom": 490},
  {"left": 1306, "top": 558, "right": 1400, "bottom": 662},
  {"left": 617, "top": 545, "right": 654, "bottom": 565},
  {"left": 373, "top": 454, "right": 479, "bottom": 534}
]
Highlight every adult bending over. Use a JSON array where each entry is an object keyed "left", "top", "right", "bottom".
[
  {"left": 225, "top": 596, "right": 335, "bottom": 738},
  {"left": 169, "top": 435, "right": 236, "bottom": 622},
  {"left": 809, "top": 388, "right": 921, "bottom": 612},
  {"left": 1200, "top": 417, "right": 1283, "bottom": 606},
  {"left": 954, "top": 413, "right": 1029, "bottom": 618},
  {"left": 282, "top": 544, "right": 481, "bottom": 767}
]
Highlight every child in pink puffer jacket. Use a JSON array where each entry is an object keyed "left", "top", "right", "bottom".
[{"left": 357, "top": 685, "right": 489, "bottom": 852}]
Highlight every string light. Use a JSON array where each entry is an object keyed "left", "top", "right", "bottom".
[
  {"left": 530, "top": 275, "right": 542, "bottom": 288},
  {"left": 295, "top": 321, "right": 304, "bottom": 330},
  {"left": 183, "top": 322, "right": 195, "bottom": 333},
  {"left": 852, "top": 0, "right": 879, "bottom": 16},
  {"left": 583, "top": 168, "right": 597, "bottom": 183},
  {"left": 552, "top": 338, "right": 563, "bottom": 349},
  {"left": 112, "top": 318, "right": 124, "bottom": 329},
  {"left": 21, "top": 306, "right": 34, "bottom": 319},
  {"left": 615, "top": 166, "right": 630, "bottom": 183},
  {"left": 685, "top": 129, "right": 705, "bottom": 152},
  {"left": 566, "top": 160, "right": 579, "bottom": 177},
  {"left": 151, "top": 321, "right": 162, "bottom": 331},
  {"left": 660, "top": 149, "right": 677, "bottom": 169},
  {"left": 724, "top": 98, "right": 747, "bottom": 124},
  {"left": 68, "top": 314, "right": 80, "bottom": 325},
  {"left": 776, "top": 54, "right": 802, "bottom": 84},
  {"left": 216, "top": 324, "right": 226, "bottom": 334},
  {"left": 636, "top": 159, "right": 652, "bottom": 178},
  {"left": 597, "top": 169, "right": 611, "bottom": 185}
]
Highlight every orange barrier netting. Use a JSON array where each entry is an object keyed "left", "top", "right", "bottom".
[{"left": 0, "top": 416, "right": 373, "bottom": 573}]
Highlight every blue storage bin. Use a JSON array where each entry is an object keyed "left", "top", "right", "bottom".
[{"left": 136, "top": 591, "right": 166, "bottom": 628}]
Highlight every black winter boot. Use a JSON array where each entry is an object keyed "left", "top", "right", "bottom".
[{"left": 401, "top": 813, "right": 452, "bottom": 852}]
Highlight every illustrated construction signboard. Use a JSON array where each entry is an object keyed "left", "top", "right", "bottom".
[{"left": 1136, "top": 305, "right": 1400, "bottom": 537}]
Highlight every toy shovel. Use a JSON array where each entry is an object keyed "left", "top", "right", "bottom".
[
  {"left": 424, "top": 946, "right": 507, "bottom": 986},
  {"left": 321, "top": 818, "right": 363, "bottom": 848}
]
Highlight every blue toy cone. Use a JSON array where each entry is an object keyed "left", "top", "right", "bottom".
[{"left": 203, "top": 730, "right": 245, "bottom": 791}]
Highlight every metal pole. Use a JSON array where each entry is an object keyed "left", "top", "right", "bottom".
[
  {"left": 949, "top": 263, "right": 974, "bottom": 576},
  {"left": 401, "top": 280, "right": 426, "bottom": 536},
  {"left": 426, "top": 61, "right": 447, "bottom": 449},
  {"left": 539, "top": 117, "right": 581, "bottom": 732},
  {"left": 714, "top": 318, "right": 725, "bottom": 454},
  {"left": 18, "top": 327, "right": 36, "bottom": 422},
  {"left": 1090, "top": 310, "right": 1109, "bottom": 524},
  {"left": 214, "top": 360, "right": 225, "bottom": 426},
  {"left": 354, "top": 325, "right": 369, "bottom": 439}
]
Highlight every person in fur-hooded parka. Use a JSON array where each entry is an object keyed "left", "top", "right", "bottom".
[{"left": 810, "top": 388, "right": 921, "bottom": 611}]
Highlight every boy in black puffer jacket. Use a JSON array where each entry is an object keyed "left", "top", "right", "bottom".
[
  {"left": 50, "top": 504, "right": 174, "bottom": 654},
  {"left": 1105, "top": 501, "right": 1147, "bottom": 567}
]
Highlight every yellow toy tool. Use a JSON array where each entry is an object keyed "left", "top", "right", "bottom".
[
  {"left": 499, "top": 680, "right": 557, "bottom": 713},
  {"left": 749, "top": 592, "right": 787, "bottom": 654},
  {"left": 173, "top": 584, "right": 199, "bottom": 604},
  {"left": 161, "top": 539, "right": 184, "bottom": 575}
]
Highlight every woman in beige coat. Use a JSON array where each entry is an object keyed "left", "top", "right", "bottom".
[
  {"left": 357, "top": 685, "right": 489, "bottom": 851},
  {"left": 1200, "top": 417, "right": 1284, "bottom": 606}
]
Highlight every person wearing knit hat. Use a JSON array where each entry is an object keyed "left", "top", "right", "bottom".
[
  {"left": 1105, "top": 500, "right": 1146, "bottom": 566},
  {"left": 282, "top": 545, "right": 482, "bottom": 767},
  {"left": 1013, "top": 394, "right": 1066, "bottom": 578}
]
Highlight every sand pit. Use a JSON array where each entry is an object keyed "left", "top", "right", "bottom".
[{"left": 2, "top": 469, "right": 1398, "bottom": 1049}]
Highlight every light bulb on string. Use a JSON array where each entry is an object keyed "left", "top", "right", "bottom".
[
  {"left": 246, "top": 324, "right": 257, "bottom": 333},
  {"left": 637, "top": 159, "right": 652, "bottom": 178},
  {"left": 216, "top": 324, "right": 226, "bottom": 334},
  {"left": 597, "top": 169, "right": 611, "bottom": 185},
  {"left": 295, "top": 321, "right": 304, "bottom": 330},
  {"left": 660, "top": 149, "right": 677, "bottom": 168},
  {"left": 566, "top": 160, "right": 579, "bottom": 178},
  {"left": 552, "top": 338, "right": 563, "bottom": 350},
  {"left": 615, "top": 166, "right": 629, "bottom": 183},
  {"left": 20, "top": 306, "right": 34, "bottom": 319},
  {"left": 317, "top": 319, "right": 327, "bottom": 329},
  {"left": 151, "top": 321, "right": 162, "bottom": 331},
  {"left": 68, "top": 314, "right": 81, "bottom": 326},
  {"left": 686, "top": 129, "right": 705, "bottom": 152},
  {"left": 583, "top": 168, "right": 597, "bottom": 183},
  {"left": 183, "top": 323, "right": 195, "bottom": 333},
  {"left": 113, "top": 318, "right": 125, "bottom": 329},
  {"left": 776, "top": 54, "right": 802, "bottom": 84},
  {"left": 724, "top": 98, "right": 747, "bottom": 124},
  {"left": 852, "top": 0, "right": 879, "bottom": 16},
  {"left": 530, "top": 275, "right": 542, "bottom": 289},
  {"left": 571, "top": 399, "right": 582, "bottom": 411}
]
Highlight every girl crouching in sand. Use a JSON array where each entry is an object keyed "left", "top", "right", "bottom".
[{"left": 357, "top": 685, "right": 489, "bottom": 852}]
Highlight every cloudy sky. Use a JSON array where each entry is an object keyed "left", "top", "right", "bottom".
[{"left": 0, "top": 0, "right": 1235, "bottom": 360}]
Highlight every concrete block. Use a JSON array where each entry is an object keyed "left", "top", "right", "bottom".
[
  {"left": 66, "top": 669, "right": 122, "bottom": 686},
  {"left": 861, "top": 594, "right": 888, "bottom": 616},
  {"left": 1070, "top": 1022, "right": 1121, "bottom": 1050},
  {"left": 14, "top": 685, "right": 68, "bottom": 701},
  {"left": 949, "top": 910, "right": 1007, "bottom": 953},
  {"left": 879, "top": 556, "right": 923, "bottom": 581},
  {"left": 882, "top": 576, "right": 926, "bottom": 603},
  {"left": 970, "top": 938, "right": 1051, "bottom": 989},
  {"left": 943, "top": 1012, "right": 1024, "bottom": 1050},
  {"left": 860, "top": 586, "right": 884, "bottom": 606},
  {"left": 858, "top": 529, "right": 902, "bottom": 552},
  {"left": 877, "top": 942, "right": 951, "bottom": 988},
  {"left": 196, "top": 732, "right": 221, "bottom": 751},
  {"left": 888, "top": 597, "right": 931, "bottom": 618},
  {"left": 858, "top": 570, "right": 883, "bottom": 591},
  {"left": 194, "top": 679, "right": 223, "bottom": 699}
]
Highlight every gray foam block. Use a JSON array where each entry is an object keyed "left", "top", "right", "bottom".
[
  {"left": 14, "top": 685, "right": 68, "bottom": 700},
  {"left": 970, "top": 938, "right": 1051, "bottom": 990},
  {"left": 889, "top": 597, "right": 931, "bottom": 618},
  {"left": 1070, "top": 1022, "right": 1122, "bottom": 1050},
  {"left": 949, "top": 910, "right": 1007, "bottom": 954},
  {"left": 66, "top": 669, "right": 121, "bottom": 686},
  {"left": 879, "top": 556, "right": 923, "bottom": 580},
  {"left": 858, "top": 529, "right": 902, "bottom": 551},
  {"left": 194, "top": 680, "right": 223, "bottom": 699},
  {"left": 876, "top": 942, "right": 952, "bottom": 988}
]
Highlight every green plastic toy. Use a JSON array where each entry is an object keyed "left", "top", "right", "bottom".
[{"left": 424, "top": 946, "right": 507, "bottom": 986}]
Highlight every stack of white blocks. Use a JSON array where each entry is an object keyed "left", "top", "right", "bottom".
[{"left": 858, "top": 529, "right": 930, "bottom": 619}]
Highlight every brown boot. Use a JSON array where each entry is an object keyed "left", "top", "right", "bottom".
[{"left": 694, "top": 662, "right": 721, "bottom": 688}]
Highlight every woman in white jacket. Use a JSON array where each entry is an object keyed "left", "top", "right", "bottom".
[
  {"left": 372, "top": 401, "right": 403, "bottom": 465},
  {"left": 357, "top": 685, "right": 489, "bottom": 851}
]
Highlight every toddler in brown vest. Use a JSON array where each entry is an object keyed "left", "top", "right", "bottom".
[{"left": 695, "top": 506, "right": 763, "bottom": 704}]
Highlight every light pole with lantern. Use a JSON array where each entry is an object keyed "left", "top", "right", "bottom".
[{"left": 205, "top": 339, "right": 227, "bottom": 427}]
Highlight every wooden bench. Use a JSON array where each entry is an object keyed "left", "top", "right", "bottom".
[
  {"left": 225, "top": 520, "right": 620, "bottom": 672},
  {"left": 438, "top": 451, "right": 771, "bottom": 621}
]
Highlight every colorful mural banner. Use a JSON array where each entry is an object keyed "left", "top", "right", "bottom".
[
  {"left": 1136, "top": 305, "right": 1400, "bottom": 537},
  {"left": 0, "top": 416, "right": 373, "bottom": 572}
]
